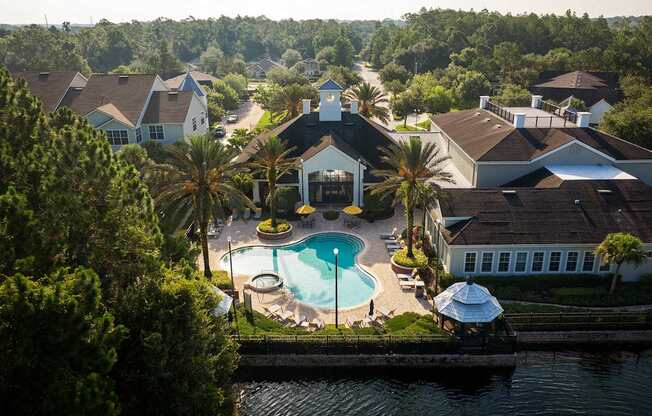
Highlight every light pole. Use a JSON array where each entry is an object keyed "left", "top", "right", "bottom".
[
  {"left": 333, "top": 247, "right": 339, "bottom": 328},
  {"left": 227, "top": 236, "right": 239, "bottom": 338}
]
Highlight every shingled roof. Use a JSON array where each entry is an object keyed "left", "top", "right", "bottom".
[
  {"left": 534, "top": 71, "right": 608, "bottom": 90},
  {"left": 142, "top": 91, "right": 194, "bottom": 124},
  {"left": 12, "top": 71, "right": 87, "bottom": 112},
  {"left": 236, "top": 111, "right": 396, "bottom": 181},
  {"left": 431, "top": 109, "right": 652, "bottom": 162},
  {"left": 165, "top": 70, "right": 219, "bottom": 89},
  {"left": 438, "top": 179, "right": 652, "bottom": 245},
  {"left": 60, "top": 74, "right": 158, "bottom": 126}
]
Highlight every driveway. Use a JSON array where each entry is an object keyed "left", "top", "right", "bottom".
[
  {"left": 353, "top": 61, "right": 429, "bottom": 129},
  {"left": 224, "top": 99, "right": 264, "bottom": 136}
]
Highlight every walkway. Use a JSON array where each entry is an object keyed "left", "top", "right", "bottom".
[{"left": 201, "top": 210, "right": 432, "bottom": 324}]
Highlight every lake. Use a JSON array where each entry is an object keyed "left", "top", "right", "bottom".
[{"left": 234, "top": 349, "right": 652, "bottom": 415}]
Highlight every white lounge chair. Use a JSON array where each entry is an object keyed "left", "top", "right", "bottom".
[
  {"left": 380, "top": 228, "right": 398, "bottom": 240},
  {"left": 379, "top": 307, "right": 396, "bottom": 319},
  {"left": 278, "top": 310, "right": 294, "bottom": 323},
  {"left": 345, "top": 316, "right": 358, "bottom": 328},
  {"left": 399, "top": 280, "right": 416, "bottom": 290},
  {"left": 253, "top": 207, "right": 262, "bottom": 219},
  {"left": 264, "top": 304, "right": 282, "bottom": 317},
  {"left": 293, "top": 315, "right": 307, "bottom": 327},
  {"left": 310, "top": 318, "right": 325, "bottom": 330}
]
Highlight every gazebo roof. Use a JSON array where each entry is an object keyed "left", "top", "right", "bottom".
[{"left": 434, "top": 281, "right": 503, "bottom": 323}]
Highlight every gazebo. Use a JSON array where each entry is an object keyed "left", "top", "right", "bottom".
[{"left": 434, "top": 279, "right": 504, "bottom": 337}]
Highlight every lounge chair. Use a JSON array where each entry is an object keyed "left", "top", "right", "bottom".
[
  {"left": 345, "top": 316, "right": 358, "bottom": 328},
  {"left": 399, "top": 280, "right": 416, "bottom": 290},
  {"left": 293, "top": 315, "right": 307, "bottom": 327},
  {"left": 310, "top": 318, "right": 325, "bottom": 330},
  {"left": 385, "top": 240, "right": 402, "bottom": 247},
  {"left": 278, "top": 310, "right": 294, "bottom": 323},
  {"left": 253, "top": 207, "right": 263, "bottom": 219},
  {"left": 380, "top": 228, "right": 398, "bottom": 240},
  {"left": 264, "top": 304, "right": 282, "bottom": 317},
  {"left": 379, "top": 307, "right": 396, "bottom": 319}
]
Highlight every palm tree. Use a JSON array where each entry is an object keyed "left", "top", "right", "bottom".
[
  {"left": 415, "top": 182, "right": 446, "bottom": 246},
  {"left": 149, "top": 134, "right": 253, "bottom": 278},
  {"left": 277, "top": 84, "right": 308, "bottom": 122},
  {"left": 595, "top": 232, "right": 647, "bottom": 294},
  {"left": 345, "top": 81, "right": 390, "bottom": 123},
  {"left": 370, "top": 136, "right": 453, "bottom": 258},
  {"left": 248, "top": 136, "right": 297, "bottom": 228}
]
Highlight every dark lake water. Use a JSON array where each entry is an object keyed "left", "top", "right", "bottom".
[{"left": 234, "top": 350, "right": 652, "bottom": 415}]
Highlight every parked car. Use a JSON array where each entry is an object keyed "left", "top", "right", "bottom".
[
  {"left": 226, "top": 114, "right": 238, "bottom": 123},
  {"left": 211, "top": 124, "right": 226, "bottom": 139}
]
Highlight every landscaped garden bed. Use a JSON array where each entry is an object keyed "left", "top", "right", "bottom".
[
  {"left": 441, "top": 274, "right": 652, "bottom": 307},
  {"left": 391, "top": 248, "right": 428, "bottom": 273},
  {"left": 256, "top": 219, "right": 292, "bottom": 240},
  {"left": 322, "top": 210, "right": 340, "bottom": 221}
]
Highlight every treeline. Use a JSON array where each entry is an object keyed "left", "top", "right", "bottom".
[{"left": 0, "top": 17, "right": 375, "bottom": 77}]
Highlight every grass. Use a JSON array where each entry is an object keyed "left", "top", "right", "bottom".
[
  {"left": 441, "top": 274, "right": 652, "bottom": 307},
  {"left": 392, "top": 248, "right": 428, "bottom": 268},
  {"left": 256, "top": 111, "right": 284, "bottom": 130},
  {"left": 235, "top": 307, "right": 446, "bottom": 336},
  {"left": 395, "top": 124, "right": 426, "bottom": 132},
  {"left": 257, "top": 219, "right": 290, "bottom": 233},
  {"left": 416, "top": 119, "right": 431, "bottom": 130}
]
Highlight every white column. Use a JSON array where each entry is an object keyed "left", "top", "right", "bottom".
[
  {"left": 353, "top": 174, "right": 360, "bottom": 206},
  {"left": 252, "top": 181, "right": 261, "bottom": 203},
  {"left": 301, "top": 166, "right": 310, "bottom": 205},
  {"left": 576, "top": 112, "right": 592, "bottom": 128}
]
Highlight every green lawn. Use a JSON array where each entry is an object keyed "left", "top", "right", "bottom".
[
  {"left": 235, "top": 308, "right": 446, "bottom": 337},
  {"left": 256, "top": 111, "right": 284, "bottom": 130},
  {"left": 395, "top": 124, "right": 426, "bottom": 132}
]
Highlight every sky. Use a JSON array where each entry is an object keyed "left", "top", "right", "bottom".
[{"left": 2, "top": 0, "right": 651, "bottom": 25}]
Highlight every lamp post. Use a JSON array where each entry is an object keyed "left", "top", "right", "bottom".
[
  {"left": 227, "top": 236, "right": 239, "bottom": 338},
  {"left": 333, "top": 247, "right": 339, "bottom": 328}
]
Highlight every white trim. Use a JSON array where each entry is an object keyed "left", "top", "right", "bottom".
[
  {"left": 581, "top": 251, "right": 596, "bottom": 273},
  {"left": 55, "top": 72, "right": 87, "bottom": 111},
  {"left": 94, "top": 115, "right": 133, "bottom": 130},
  {"left": 530, "top": 251, "right": 545, "bottom": 273},
  {"left": 480, "top": 251, "right": 494, "bottom": 273},
  {"left": 548, "top": 250, "right": 562, "bottom": 272},
  {"left": 514, "top": 251, "right": 529, "bottom": 273},
  {"left": 463, "top": 251, "right": 478, "bottom": 274},
  {"left": 564, "top": 251, "right": 579, "bottom": 272},
  {"left": 497, "top": 251, "right": 512, "bottom": 273}
]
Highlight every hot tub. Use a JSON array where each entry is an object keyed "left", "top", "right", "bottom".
[{"left": 245, "top": 272, "right": 284, "bottom": 293}]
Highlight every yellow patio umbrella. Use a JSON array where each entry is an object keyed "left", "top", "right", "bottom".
[
  {"left": 342, "top": 205, "right": 363, "bottom": 215},
  {"left": 296, "top": 204, "right": 316, "bottom": 215}
]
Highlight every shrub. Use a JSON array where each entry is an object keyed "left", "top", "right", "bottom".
[
  {"left": 276, "top": 187, "right": 300, "bottom": 214},
  {"left": 361, "top": 191, "right": 394, "bottom": 221},
  {"left": 257, "top": 219, "right": 290, "bottom": 234},
  {"left": 323, "top": 210, "right": 340, "bottom": 220},
  {"left": 393, "top": 248, "right": 428, "bottom": 268},
  {"left": 208, "top": 270, "right": 233, "bottom": 289}
]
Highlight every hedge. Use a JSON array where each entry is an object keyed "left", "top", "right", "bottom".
[
  {"left": 257, "top": 219, "right": 290, "bottom": 233},
  {"left": 393, "top": 248, "right": 428, "bottom": 268}
]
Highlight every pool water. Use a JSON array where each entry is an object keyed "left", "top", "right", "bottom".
[{"left": 220, "top": 233, "right": 376, "bottom": 309}]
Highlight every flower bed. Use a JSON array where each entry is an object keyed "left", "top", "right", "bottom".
[{"left": 256, "top": 219, "right": 293, "bottom": 240}]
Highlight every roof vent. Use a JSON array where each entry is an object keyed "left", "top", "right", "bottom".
[
  {"left": 118, "top": 75, "right": 129, "bottom": 79},
  {"left": 597, "top": 189, "right": 612, "bottom": 194},
  {"left": 502, "top": 190, "right": 517, "bottom": 194},
  {"left": 494, "top": 124, "right": 501, "bottom": 128},
  {"left": 574, "top": 199, "right": 581, "bottom": 207},
  {"left": 73, "top": 87, "right": 84, "bottom": 91},
  {"left": 474, "top": 112, "right": 481, "bottom": 116},
  {"left": 483, "top": 118, "right": 491, "bottom": 123},
  {"left": 168, "top": 91, "right": 178, "bottom": 95},
  {"left": 38, "top": 71, "right": 50, "bottom": 76}
]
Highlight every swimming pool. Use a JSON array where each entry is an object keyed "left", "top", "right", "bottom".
[{"left": 219, "top": 233, "right": 377, "bottom": 309}]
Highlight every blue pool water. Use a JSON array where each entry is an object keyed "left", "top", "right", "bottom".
[{"left": 219, "top": 233, "right": 376, "bottom": 309}]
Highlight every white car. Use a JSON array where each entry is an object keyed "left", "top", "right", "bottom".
[{"left": 226, "top": 114, "right": 238, "bottom": 123}]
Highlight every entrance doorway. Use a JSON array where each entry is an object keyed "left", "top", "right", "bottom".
[{"left": 308, "top": 170, "right": 353, "bottom": 204}]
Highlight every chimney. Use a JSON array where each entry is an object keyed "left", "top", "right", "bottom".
[
  {"left": 531, "top": 95, "right": 543, "bottom": 109},
  {"left": 350, "top": 100, "right": 358, "bottom": 114},
  {"left": 302, "top": 99, "right": 311, "bottom": 115},
  {"left": 479, "top": 96, "right": 489, "bottom": 109},
  {"left": 576, "top": 112, "right": 592, "bottom": 128},
  {"left": 513, "top": 113, "right": 526, "bottom": 128}
]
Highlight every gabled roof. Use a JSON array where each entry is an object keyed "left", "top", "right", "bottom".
[
  {"left": 438, "top": 179, "right": 652, "bottom": 245},
  {"left": 236, "top": 112, "right": 395, "bottom": 181},
  {"left": 505, "top": 165, "right": 637, "bottom": 188},
  {"left": 60, "top": 74, "right": 158, "bottom": 126},
  {"left": 12, "top": 71, "right": 87, "bottom": 112},
  {"left": 247, "top": 58, "right": 285, "bottom": 73},
  {"left": 431, "top": 109, "right": 652, "bottom": 162},
  {"left": 319, "top": 79, "right": 343, "bottom": 91},
  {"left": 142, "top": 91, "right": 194, "bottom": 124},
  {"left": 165, "top": 70, "right": 218, "bottom": 89},
  {"left": 534, "top": 71, "right": 608, "bottom": 90},
  {"left": 95, "top": 103, "right": 134, "bottom": 128}
]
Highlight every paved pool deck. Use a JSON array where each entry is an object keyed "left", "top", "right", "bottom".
[{"left": 200, "top": 210, "right": 433, "bottom": 325}]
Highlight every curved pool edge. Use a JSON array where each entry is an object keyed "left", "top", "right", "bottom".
[{"left": 218, "top": 231, "right": 383, "bottom": 313}]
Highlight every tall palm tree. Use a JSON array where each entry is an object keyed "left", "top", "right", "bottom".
[
  {"left": 277, "top": 84, "right": 308, "bottom": 122},
  {"left": 415, "top": 181, "right": 446, "bottom": 246},
  {"left": 595, "top": 232, "right": 647, "bottom": 294},
  {"left": 345, "top": 81, "right": 390, "bottom": 124},
  {"left": 248, "top": 136, "right": 297, "bottom": 228},
  {"left": 149, "top": 134, "right": 253, "bottom": 277},
  {"left": 370, "top": 136, "right": 453, "bottom": 258}
]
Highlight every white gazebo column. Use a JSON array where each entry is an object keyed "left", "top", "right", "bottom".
[
  {"left": 301, "top": 167, "right": 310, "bottom": 204},
  {"left": 252, "top": 180, "right": 261, "bottom": 203},
  {"left": 354, "top": 160, "right": 365, "bottom": 207}
]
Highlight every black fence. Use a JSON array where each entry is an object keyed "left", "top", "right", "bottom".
[
  {"left": 236, "top": 333, "right": 517, "bottom": 355},
  {"left": 535, "top": 100, "right": 579, "bottom": 125},
  {"left": 484, "top": 101, "right": 514, "bottom": 123},
  {"left": 505, "top": 311, "right": 652, "bottom": 332}
]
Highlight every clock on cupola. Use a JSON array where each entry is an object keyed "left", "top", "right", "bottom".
[{"left": 318, "top": 79, "right": 343, "bottom": 121}]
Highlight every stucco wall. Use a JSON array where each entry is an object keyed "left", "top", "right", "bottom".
[
  {"left": 446, "top": 244, "right": 652, "bottom": 281},
  {"left": 589, "top": 100, "right": 613, "bottom": 125}
]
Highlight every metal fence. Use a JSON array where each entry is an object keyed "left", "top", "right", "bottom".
[
  {"left": 535, "top": 100, "right": 579, "bottom": 125},
  {"left": 505, "top": 311, "right": 652, "bottom": 331},
  {"left": 484, "top": 101, "right": 514, "bottom": 124}
]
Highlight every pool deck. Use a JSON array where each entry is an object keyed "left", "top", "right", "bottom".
[{"left": 201, "top": 210, "right": 432, "bottom": 324}]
